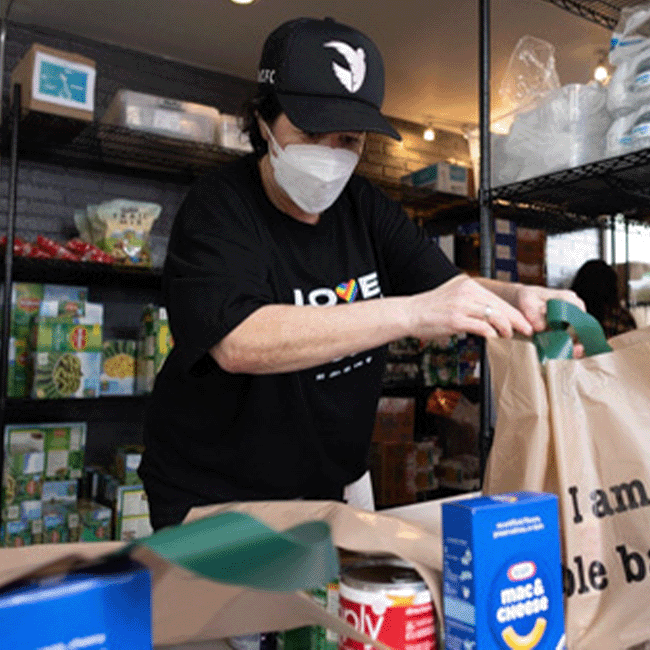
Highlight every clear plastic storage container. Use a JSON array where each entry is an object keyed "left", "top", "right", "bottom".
[{"left": 101, "top": 90, "right": 220, "bottom": 145}]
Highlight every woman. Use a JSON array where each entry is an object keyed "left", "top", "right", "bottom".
[
  {"left": 138, "top": 16, "right": 584, "bottom": 531},
  {"left": 571, "top": 259, "right": 636, "bottom": 338}
]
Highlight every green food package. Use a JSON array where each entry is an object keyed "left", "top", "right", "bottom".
[{"left": 31, "top": 301, "right": 103, "bottom": 399}]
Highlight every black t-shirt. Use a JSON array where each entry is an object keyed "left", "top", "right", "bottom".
[{"left": 139, "top": 154, "right": 458, "bottom": 504}]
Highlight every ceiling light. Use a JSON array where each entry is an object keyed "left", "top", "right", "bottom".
[
  {"left": 423, "top": 126, "right": 435, "bottom": 142},
  {"left": 594, "top": 64, "right": 609, "bottom": 83},
  {"left": 230, "top": 0, "right": 258, "bottom": 4}
]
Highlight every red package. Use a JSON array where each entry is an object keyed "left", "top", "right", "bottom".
[
  {"left": 66, "top": 238, "right": 116, "bottom": 264},
  {"left": 80, "top": 249, "right": 115, "bottom": 264},
  {"left": 27, "top": 246, "right": 52, "bottom": 259},
  {"left": 36, "top": 235, "right": 80, "bottom": 261},
  {"left": 0, "top": 236, "right": 31, "bottom": 256}
]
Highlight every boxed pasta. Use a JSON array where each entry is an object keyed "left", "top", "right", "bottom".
[
  {"left": 442, "top": 492, "right": 565, "bottom": 650},
  {"left": 31, "top": 301, "right": 103, "bottom": 399},
  {"left": 100, "top": 339, "right": 137, "bottom": 395},
  {"left": 136, "top": 305, "right": 173, "bottom": 394}
]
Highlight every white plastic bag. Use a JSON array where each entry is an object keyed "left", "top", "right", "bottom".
[
  {"left": 499, "top": 35, "right": 561, "bottom": 111},
  {"left": 610, "top": 3, "right": 650, "bottom": 66},
  {"left": 503, "top": 83, "right": 610, "bottom": 181}
]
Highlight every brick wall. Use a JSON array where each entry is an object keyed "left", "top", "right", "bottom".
[{"left": 358, "top": 117, "right": 471, "bottom": 185}]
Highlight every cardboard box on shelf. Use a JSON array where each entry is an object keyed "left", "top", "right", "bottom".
[
  {"left": 8, "top": 283, "right": 88, "bottom": 398},
  {"left": 371, "top": 396, "right": 416, "bottom": 443},
  {"left": 136, "top": 305, "right": 173, "bottom": 394},
  {"left": 31, "top": 301, "right": 103, "bottom": 399},
  {"left": 100, "top": 339, "right": 137, "bottom": 395},
  {"left": 401, "top": 161, "right": 469, "bottom": 196},
  {"left": 10, "top": 43, "right": 96, "bottom": 121},
  {"left": 114, "top": 485, "right": 153, "bottom": 542},
  {"left": 113, "top": 445, "right": 144, "bottom": 486},
  {"left": 435, "top": 454, "right": 481, "bottom": 491},
  {"left": 75, "top": 498, "right": 112, "bottom": 542},
  {"left": 370, "top": 439, "right": 442, "bottom": 507}
]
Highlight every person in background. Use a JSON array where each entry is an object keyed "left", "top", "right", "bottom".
[
  {"left": 570, "top": 259, "right": 637, "bottom": 338},
  {"left": 137, "top": 16, "right": 585, "bottom": 532}
]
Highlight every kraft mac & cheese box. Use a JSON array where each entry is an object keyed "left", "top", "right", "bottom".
[
  {"left": 442, "top": 492, "right": 565, "bottom": 650},
  {"left": 0, "top": 555, "right": 151, "bottom": 648}
]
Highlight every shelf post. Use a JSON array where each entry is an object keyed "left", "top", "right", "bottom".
[
  {"left": 478, "top": 0, "right": 494, "bottom": 483},
  {"left": 0, "top": 84, "right": 19, "bottom": 416}
]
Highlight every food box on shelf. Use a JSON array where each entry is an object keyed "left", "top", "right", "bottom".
[
  {"left": 136, "top": 305, "right": 173, "bottom": 394},
  {"left": 2, "top": 423, "right": 86, "bottom": 540},
  {"left": 10, "top": 43, "right": 96, "bottom": 121},
  {"left": 31, "top": 301, "right": 103, "bottom": 399},
  {"left": 113, "top": 444, "right": 144, "bottom": 486},
  {"left": 100, "top": 339, "right": 137, "bottom": 396},
  {"left": 401, "top": 160, "right": 469, "bottom": 196},
  {"left": 8, "top": 283, "right": 88, "bottom": 398},
  {"left": 74, "top": 498, "right": 113, "bottom": 542},
  {"left": 101, "top": 89, "right": 220, "bottom": 144},
  {"left": 114, "top": 485, "right": 152, "bottom": 542}
]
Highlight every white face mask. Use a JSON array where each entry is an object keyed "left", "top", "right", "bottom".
[{"left": 263, "top": 121, "right": 360, "bottom": 214}]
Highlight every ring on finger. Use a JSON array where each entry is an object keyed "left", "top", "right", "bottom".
[{"left": 484, "top": 304, "right": 494, "bottom": 319}]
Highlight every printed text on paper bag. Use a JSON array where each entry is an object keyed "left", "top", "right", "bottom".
[{"left": 564, "top": 482, "right": 650, "bottom": 597}]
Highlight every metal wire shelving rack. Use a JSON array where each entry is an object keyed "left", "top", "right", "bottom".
[{"left": 477, "top": 0, "right": 642, "bottom": 474}]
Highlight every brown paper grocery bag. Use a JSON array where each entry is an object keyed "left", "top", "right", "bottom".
[
  {"left": 0, "top": 501, "right": 444, "bottom": 648},
  {"left": 184, "top": 500, "right": 444, "bottom": 639},
  {"left": 483, "top": 318, "right": 650, "bottom": 650}
]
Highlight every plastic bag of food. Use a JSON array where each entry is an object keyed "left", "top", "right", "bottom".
[
  {"left": 499, "top": 35, "right": 561, "bottom": 112},
  {"left": 610, "top": 2, "right": 650, "bottom": 66},
  {"left": 86, "top": 199, "right": 161, "bottom": 266}
]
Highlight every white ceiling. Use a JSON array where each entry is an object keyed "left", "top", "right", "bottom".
[{"left": 9, "top": 0, "right": 612, "bottom": 131}]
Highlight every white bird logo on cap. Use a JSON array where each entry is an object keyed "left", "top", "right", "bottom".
[{"left": 323, "top": 41, "right": 366, "bottom": 93}]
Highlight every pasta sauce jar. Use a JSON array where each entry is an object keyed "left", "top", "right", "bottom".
[{"left": 338, "top": 557, "right": 436, "bottom": 650}]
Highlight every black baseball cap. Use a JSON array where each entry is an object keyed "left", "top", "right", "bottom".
[{"left": 257, "top": 17, "right": 401, "bottom": 140}]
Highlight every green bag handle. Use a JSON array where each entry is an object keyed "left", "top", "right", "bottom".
[
  {"left": 120, "top": 511, "right": 339, "bottom": 592},
  {"left": 533, "top": 299, "right": 612, "bottom": 362}
]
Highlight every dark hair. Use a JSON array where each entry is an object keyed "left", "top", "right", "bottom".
[
  {"left": 240, "top": 89, "right": 284, "bottom": 158},
  {"left": 570, "top": 259, "right": 620, "bottom": 324}
]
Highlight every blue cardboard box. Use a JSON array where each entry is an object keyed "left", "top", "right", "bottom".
[
  {"left": 442, "top": 492, "right": 565, "bottom": 650},
  {"left": 0, "top": 555, "right": 151, "bottom": 648}
]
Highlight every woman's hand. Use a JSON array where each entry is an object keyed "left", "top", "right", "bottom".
[
  {"left": 513, "top": 285, "right": 586, "bottom": 332},
  {"left": 407, "top": 274, "right": 536, "bottom": 340}
]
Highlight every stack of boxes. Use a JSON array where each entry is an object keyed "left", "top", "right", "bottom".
[
  {"left": 369, "top": 397, "right": 442, "bottom": 507},
  {"left": 1, "top": 426, "right": 153, "bottom": 546},
  {"left": 6, "top": 285, "right": 170, "bottom": 399},
  {"left": 8, "top": 284, "right": 89, "bottom": 398},
  {"left": 2, "top": 422, "right": 86, "bottom": 546},
  {"left": 86, "top": 445, "right": 152, "bottom": 542}
]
